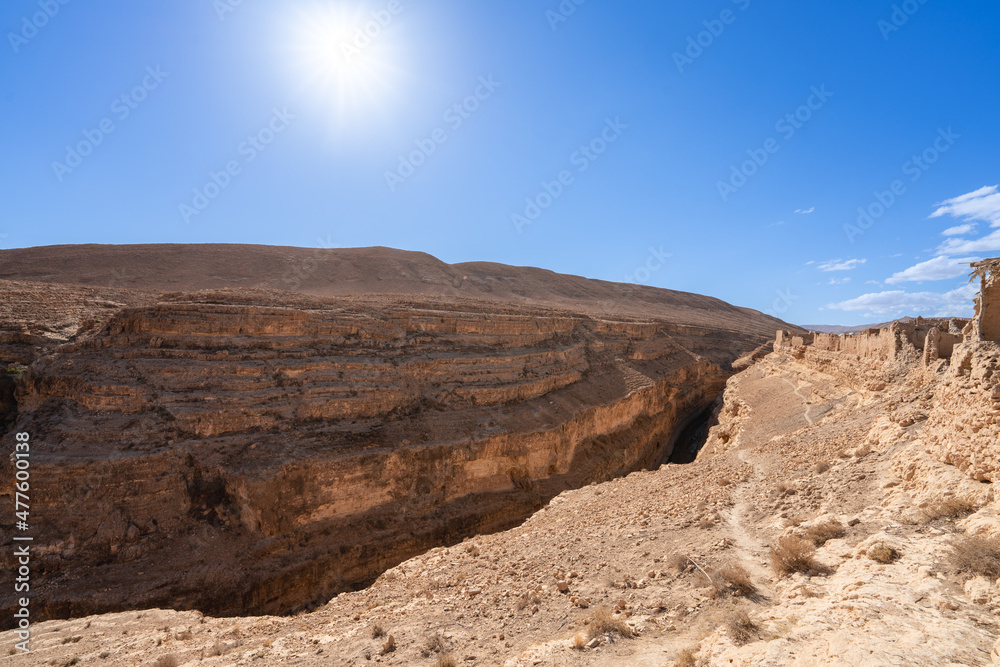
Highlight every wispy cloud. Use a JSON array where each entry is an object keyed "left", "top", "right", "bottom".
[
  {"left": 938, "top": 228, "right": 1000, "bottom": 256},
  {"left": 930, "top": 185, "right": 1000, "bottom": 228},
  {"left": 827, "top": 282, "right": 978, "bottom": 317},
  {"left": 795, "top": 207, "right": 815, "bottom": 215},
  {"left": 942, "top": 223, "right": 976, "bottom": 236},
  {"left": 767, "top": 220, "right": 786, "bottom": 229},
  {"left": 828, "top": 277, "right": 851, "bottom": 285},
  {"left": 818, "top": 258, "right": 866, "bottom": 272},
  {"left": 885, "top": 255, "right": 980, "bottom": 284}
]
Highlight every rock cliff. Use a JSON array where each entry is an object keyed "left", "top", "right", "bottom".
[{"left": 0, "top": 246, "right": 788, "bottom": 625}]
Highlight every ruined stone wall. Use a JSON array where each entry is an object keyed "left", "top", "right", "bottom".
[{"left": 923, "top": 341, "right": 1000, "bottom": 481}]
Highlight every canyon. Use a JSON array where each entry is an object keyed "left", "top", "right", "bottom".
[
  {"left": 3, "top": 248, "right": 998, "bottom": 666},
  {"left": 0, "top": 245, "right": 786, "bottom": 628}
]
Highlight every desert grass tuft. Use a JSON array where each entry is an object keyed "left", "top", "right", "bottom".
[
  {"left": 711, "top": 561, "right": 758, "bottom": 599},
  {"left": 587, "top": 607, "right": 633, "bottom": 639},
  {"left": 675, "top": 647, "right": 698, "bottom": 666},
  {"left": 949, "top": 534, "right": 1000, "bottom": 578},
  {"left": 725, "top": 610, "right": 760, "bottom": 646},
  {"left": 923, "top": 496, "right": 978, "bottom": 522},
  {"left": 868, "top": 543, "right": 901, "bottom": 564},
  {"left": 770, "top": 535, "right": 831, "bottom": 577},
  {"left": 803, "top": 519, "right": 845, "bottom": 547}
]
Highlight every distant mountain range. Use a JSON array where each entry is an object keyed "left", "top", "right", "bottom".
[{"left": 798, "top": 317, "right": 918, "bottom": 334}]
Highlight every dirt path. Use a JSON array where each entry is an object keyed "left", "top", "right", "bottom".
[
  {"left": 720, "top": 448, "right": 773, "bottom": 594},
  {"left": 780, "top": 376, "right": 815, "bottom": 426}
]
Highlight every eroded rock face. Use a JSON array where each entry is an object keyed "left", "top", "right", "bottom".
[{"left": 0, "top": 285, "right": 769, "bottom": 623}]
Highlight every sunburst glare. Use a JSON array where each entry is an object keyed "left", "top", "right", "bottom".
[{"left": 288, "top": 2, "right": 406, "bottom": 130}]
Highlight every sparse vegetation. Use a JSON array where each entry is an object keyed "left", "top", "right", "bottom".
[
  {"left": 668, "top": 552, "right": 691, "bottom": 575},
  {"left": 711, "top": 561, "right": 758, "bottom": 599},
  {"left": 371, "top": 623, "right": 385, "bottom": 639},
  {"left": 923, "top": 496, "right": 978, "bottom": 522},
  {"left": 770, "top": 535, "right": 830, "bottom": 576},
  {"left": 813, "top": 461, "right": 831, "bottom": 474},
  {"left": 949, "top": 534, "right": 1000, "bottom": 578},
  {"left": 675, "top": 647, "right": 698, "bottom": 666},
  {"left": 421, "top": 633, "right": 446, "bottom": 657},
  {"left": 571, "top": 632, "right": 587, "bottom": 650},
  {"left": 867, "top": 543, "right": 901, "bottom": 564},
  {"left": 725, "top": 609, "right": 760, "bottom": 646},
  {"left": 434, "top": 655, "right": 458, "bottom": 667},
  {"left": 587, "top": 607, "right": 633, "bottom": 639},
  {"left": 803, "top": 519, "right": 845, "bottom": 546},
  {"left": 154, "top": 656, "right": 179, "bottom": 667},
  {"left": 776, "top": 481, "right": 796, "bottom": 496}
]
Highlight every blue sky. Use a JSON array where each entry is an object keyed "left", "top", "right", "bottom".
[{"left": 1, "top": 0, "right": 998, "bottom": 325}]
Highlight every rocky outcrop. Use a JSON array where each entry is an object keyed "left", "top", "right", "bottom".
[
  {"left": 0, "top": 282, "right": 770, "bottom": 624},
  {"left": 774, "top": 259, "right": 1000, "bottom": 483}
]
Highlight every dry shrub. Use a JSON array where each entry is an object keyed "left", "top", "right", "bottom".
[
  {"left": 571, "top": 632, "right": 587, "bottom": 650},
  {"left": 711, "top": 561, "right": 758, "bottom": 599},
  {"left": 371, "top": 623, "right": 385, "bottom": 639},
  {"left": 588, "top": 607, "right": 633, "bottom": 639},
  {"left": 803, "top": 519, "right": 845, "bottom": 547},
  {"left": 923, "top": 496, "right": 978, "bottom": 522},
  {"left": 950, "top": 534, "right": 1000, "bottom": 578},
  {"left": 154, "top": 657, "right": 179, "bottom": 667},
  {"left": 668, "top": 552, "right": 690, "bottom": 575},
  {"left": 813, "top": 462, "right": 831, "bottom": 474},
  {"left": 675, "top": 648, "right": 698, "bottom": 666},
  {"left": 867, "top": 543, "right": 900, "bottom": 564},
  {"left": 776, "top": 481, "right": 796, "bottom": 496},
  {"left": 379, "top": 635, "right": 395, "bottom": 655},
  {"left": 770, "top": 535, "right": 830, "bottom": 577},
  {"left": 725, "top": 610, "right": 760, "bottom": 646},
  {"left": 698, "top": 515, "right": 716, "bottom": 529},
  {"left": 422, "top": 633, "right": 446, "bottom": 656},
  {"left": 434, "top": 655, "right": 458, "bottom": 667}
]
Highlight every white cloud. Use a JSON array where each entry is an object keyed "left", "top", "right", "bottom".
[
  {"left": 767, "top": 220, "right": 786, "bottom": 228},
  {"left": 938, "top": 228, "right": 1000, "bottom": 256},
  {"left": 930, "top": 185, "right": 1000, "bottom": 228},
  {"left": 827, "top": 282, "right": 978, "bottom": 317},
  {"left": 805, "top": 260, "right": 815, "bottom": 266},
  {"left": 795, "top": 207, "right": 815, "bottom": 215},
  {"left": 828, "top": 277, "right": 851, "bottom": 285},
  {"left": 942, "top": 223, "right": 976, "bottom": 236},
  {"left": 885, "top": 255, "right": 980, "bottom": 284},
  {"left": 818, "top": 258, "right": 867, "bottom": 272}
]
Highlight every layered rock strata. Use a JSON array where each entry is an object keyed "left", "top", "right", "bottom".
[{"left": 0, "top": 286, "right": 767, "bottom": 623}]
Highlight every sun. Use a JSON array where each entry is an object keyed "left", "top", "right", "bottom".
[{"left": 288, "top": 3, "right": 403, "bottom": 125}]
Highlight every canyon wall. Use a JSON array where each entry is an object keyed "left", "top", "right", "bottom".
[{"left": 0, "top": 286, "right": 761, "bottom": 624}]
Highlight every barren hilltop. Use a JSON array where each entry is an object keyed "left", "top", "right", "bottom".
[{"left": 2, "top": 247, "right": 999, "bottom": 666}]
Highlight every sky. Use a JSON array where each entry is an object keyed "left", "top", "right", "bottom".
[{"left": 1, "top": 0, "right": 999, "bottom": 326}]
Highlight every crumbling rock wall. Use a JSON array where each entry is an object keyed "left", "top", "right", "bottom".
[{"left": 773, "top": 268, "right": 1000, "bottom": 483}]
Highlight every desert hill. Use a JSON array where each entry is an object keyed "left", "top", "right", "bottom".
[{"left": 0, "top": 244, "right": 786, "bottom": 336}]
